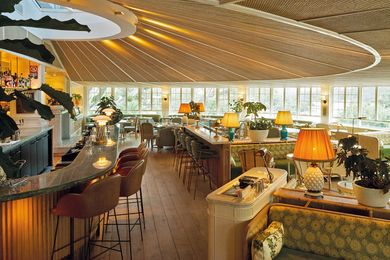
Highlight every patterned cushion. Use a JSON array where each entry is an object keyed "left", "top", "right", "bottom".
[
  {"left": 269, "top": 205, "right": 390, "bottom": 260},
  {"left": 252, "top": 221, "right": 284, "bottom": 260}
]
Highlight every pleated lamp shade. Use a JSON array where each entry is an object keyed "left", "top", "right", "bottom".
[
  {"left": 197, "top": 103, "right": 205, "bottom": 112},
  {"left": 178, "top": 103, "right": 191, "bottom": 113},
  {"left": 293, "top": 128, "right": 335, "bottom": 162},
  {"left": 275, "top": 111, "right": 293, "bottom": 125},
  {"left": 221, "top": 112, "right": 240, "bottom": 128}
]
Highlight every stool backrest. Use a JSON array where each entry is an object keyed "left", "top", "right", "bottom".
[
  {"left": 238, "top": 149, "right": 274, "bottom": 172},
  {"left": 185, "top": 136, "right": 193, "bottom": 155},
  {"left": 120, "top": 159, "right": 146, "bottom": 197},
  {"left": 53, "top": 175, "right": 121, "bottom": 218}
]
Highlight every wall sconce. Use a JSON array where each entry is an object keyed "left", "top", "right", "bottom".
[
  {"left": 321, "top": 95, "right": 328, "bottom": 105},
  {"left": 163, "top": 95, "right": 168, "bottom": 102}
]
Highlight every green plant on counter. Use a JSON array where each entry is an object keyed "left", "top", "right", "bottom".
[
  {"left": 229, "top": 99, "right": 244, "bottom": 113},
  {"left": 337, "top": 136, "right": 390, "bottom": 193},
  {"left": 96, "top": 96, "right": 123, "bottom": 125},
  {"left": 243, "top": 101, "right": 272, "bottom": 130}
]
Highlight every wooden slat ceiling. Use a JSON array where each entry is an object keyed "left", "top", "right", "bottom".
[{"left": 52, "top": 0, "right": 377, "bottom": 83}]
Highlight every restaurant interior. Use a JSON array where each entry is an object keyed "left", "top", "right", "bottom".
[{"left": 0, "top": 0, "right": 389, "bottom": 259}]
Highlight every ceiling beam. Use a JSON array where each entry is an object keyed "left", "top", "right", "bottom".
[{"left": 218, "top": 0, "right": 242, "bottom": 5}]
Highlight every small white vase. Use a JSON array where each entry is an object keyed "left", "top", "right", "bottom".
[
  {"left": 353, "top": 181, "right": 390, "bottom": 207},
  {"left": 248, "top": 129, "right": 269, "bottom": 142}
]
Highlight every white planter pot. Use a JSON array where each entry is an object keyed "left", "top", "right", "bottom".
[
  {"left": 352, "top": 181, "right": 390, "bottom": 207},
  {"left": 248, "top": 129, "right": 269, "bottom": 142}
]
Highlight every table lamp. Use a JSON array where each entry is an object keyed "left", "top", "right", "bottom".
[
  {"left": 275, "top": 111, "right": 293, "bottom": 140},
  {"left": 293, "top": 128, "right": 335, "bottom": 198},
  {"left": 93, "top": 115, "right": 111, "bottom": 144},
  {"left": 197, "top": 103, "right": 205, "bottom": 113},
  {"left": 102, "top": 107, "right": 116, "bottom": 117},
  {"left": 178, "top": 103, "right": 191, "bottom": 125},
  {"left": 221, "top": 112, "right": 240, "bottom": 141}
]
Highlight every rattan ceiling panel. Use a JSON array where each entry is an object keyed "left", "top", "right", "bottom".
[{"left": 52, "top": 0, "right": 376, "bottom": 82}]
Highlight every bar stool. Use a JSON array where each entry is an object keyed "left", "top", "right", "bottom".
[
  {"left": 51, "top": 175, "right": 123, "bottom": 260},
  {"left": 177, "top": 132, "right": 192, "bottom": 180},
  {"left": 172, "top": 128, "right": 184, "bottom": 170},
  {"left": 118, "top": 141, "right": 147, "bottom": 158},
  {"left": 189, "top": 140, "right": 217, "bottom": 199},
  {"left": 115, "top": 148, "right": 148, "bottom": 173},
  {"left": 108, "top": 159, "right": 147, "bottom": 260}
]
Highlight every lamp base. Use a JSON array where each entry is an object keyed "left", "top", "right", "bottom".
[
  {"left": 280, "top": 125, "right": 288, "bottom": 140},
  {"left": 228, "top": 128, "right": 235, "bottom": 142},
  {"left": 304, "top": 191, "right": 324, "bottom": 198},
  {"left": 182, "top": 115, "right": 188, "bottom": 125}
]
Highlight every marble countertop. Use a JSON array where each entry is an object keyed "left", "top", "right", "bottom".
[{"left": 0, "top": 135, "right": 121, "bottom": 202}]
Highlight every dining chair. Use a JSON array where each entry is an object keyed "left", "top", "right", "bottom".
[{"left": 140, "top": 122, "right": 157, "bottom": 149}]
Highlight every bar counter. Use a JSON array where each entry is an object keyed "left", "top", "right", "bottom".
[{"left": 0, "top": 132, "right": 121, "bottom": 260}]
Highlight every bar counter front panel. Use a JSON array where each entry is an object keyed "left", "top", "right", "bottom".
[{"left": 0, "top": 132, "right": 120, "bottom": 260}]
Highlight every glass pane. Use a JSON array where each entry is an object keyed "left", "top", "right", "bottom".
[
  {"left": 152, "top": 88, "right": 162, "bottom": 111},
  {"left": 170, "top": 88, "right": 181, "bottom": 113},
  {"left": 378, "top": 87, "right": 390, "bottom": 121},
  {"left": 114, "top": 88, "right": 126, "bottom": 111},
  {"left": 248, "top": 88, "right": 259, "bottom": 102},
  {"left": 101, "top": 87, "right": 112, "bottom": 98},
  {"left": 271, "top": 88, "right": 284, "bottom": 113},
  {"left": 259, "top": 88, "right": 271, "bottom": 111},
  {"left": 88, "top": 87, "right": 100, "bottom": 114},
  {"left": 205, "top": 88, "right": 217, "bottom": 113},
  {"left": 361, "top": 87, "right": 376, "bottom": 120},
  {"left": 311, "top": 87, "right": 321, "bottom": 116},
  {"left": 141, "top": 88, "right": 152, "bottom": 110},
  {"left": 332, "top": 87, "right": 345, "bottom": 118},
  {"left": 181, "top": 88, "right": 192, "bottom": 103},
  {"left": 127, "top": 88, "right": 139, "bottom": 111},
  {"left": 345, "top": 87, "right": 358, "bottom": 118},
  {"left": 193, "top": 88, "right": 204, "bottom": 103},
  {"left": 285, "top": 88, "right": 297, "bottom": 114},
  {"left": 218, "top": 88, "right": 229, "bottom": 114},
  {"left": 230, "top": 88, "right": 239, "bottom": 103},
  {"left": 299, "top": 87, "right": 311, "bottom": 115}
]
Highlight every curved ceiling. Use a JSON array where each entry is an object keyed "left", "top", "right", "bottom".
[{"left": 51, "top": 0, "right": 382, "bottom": 83}]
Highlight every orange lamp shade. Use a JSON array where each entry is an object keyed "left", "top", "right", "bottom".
[
  {"left": 221, "top": 112, "right": 240, "bottom": 128},
  {"left": 178, "top": 103, "right": 191, "bottom": 113},
  {"left": 197, "top": 103, "right": 205, "bottom": 112},
  {"left": 275, "top": 111, "right": 293, "bottom": 125},
  {"left": 293, "top": 128, "right": 335, "bottom": 162}
]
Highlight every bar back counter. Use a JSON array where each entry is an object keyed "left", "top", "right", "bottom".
[{"left": 0, "top": 132, "right": 119, "bottom": 259}]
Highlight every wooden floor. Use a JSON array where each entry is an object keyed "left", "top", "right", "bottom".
[{"left": 94, "top": 142, "right": 210, "bottom": 260}]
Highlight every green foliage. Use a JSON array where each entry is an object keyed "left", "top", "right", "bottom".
[
  {"left": 0, "top": 151, "right": 19, "bottom": 179},
  {"left": 243, "top": 101, "right": 271, "bottom": 130},
  {"left": 14, "top": 91, "right": 54, "bottom": 120},
  {"left": 189, "top": 101, "right": 200, "bottom": 119},
  {"left": 337, "top": 136, "right": 390, "bottom": 193},
  {"left": 0, "top": 15, "right": 91, "bottom": 32},
  {"left": 96, "top": 96, "right": 123, "bottom": 125},
  {"left": 0, "top": 109, "right": 18, "bottom": 140},
  {"left": 0, "top": 0, "right": 22, "bottom": 12},
  {"left": 248, "top": 117, "right": 273, "bottom": 130},
  {"left": 0, "top": 39, "right": 55, "bottom": 64},
  {"left": 0, "top": 88, "right": 15, "bottom": 102},
  {"left": 229, "top": 99, "right": 244, "bottom": 113}
]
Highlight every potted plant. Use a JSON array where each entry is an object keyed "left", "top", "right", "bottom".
[
  {"left": 72, "top": 93, "right": 82, "bottom": 107},
  {"left": 337, "top": 136, "right": 390, "bottom": 207},
  {"left": 229, "top": 99, "right": 246, "bottom": 121},
  {"left": 243, "top": 101, "right": 272, "bottom": 142},
  {"left": 96, "top": 96, "right": 123, "bottom": 125}
]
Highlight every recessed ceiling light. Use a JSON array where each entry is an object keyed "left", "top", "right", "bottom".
[{"left": 114, "top": 11, "right": 124, "bottom": 15}]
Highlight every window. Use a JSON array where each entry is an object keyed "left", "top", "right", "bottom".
[
  {"left": 230, "top": 88, "right": 239, "bottom": 103},
  {"left": 193, "top": 88, "right": 204, "bottom": 103},
  {"left": 299, "top": 87, "right": 311, "bottom": 115},
  {"left": 361, "top": 87, "right": 376, "bottom": 120},
  {"left": 378, "top": 87, "right": 390, "bottom": 121},
  {"left": 126, "top": 88, "right": 139, "bottom": 111},
  {"left": 332, "top": 87, "right": 345, "bottom": 118},
  {"left": 205, "top": 88, "right": 217, "bottom": 113},
  {"left": 285, "top": 88, "right": 297, "bottom": 114},
  {"left": 259, "top": 88, "right": 271, "bottom": 111},
  {"left": 170, "top": 88, "right": 181, "bottom": 113},
  {"left": 152, "top": 88, "right": 162, "bottom": 111},
  {"left": 114, "top": 88, "right": 126, "bottom": 111},
  {"left": 218, "top": 88, "right": 229, "bottom": 114},
  {"left": 345, "top": 87, "right": 358, "bottom": 118},
  {"left": 248, "top": 88, "right": 259, "bottom": 102},
  {"left": 87, "top": 87, "right": 112, "bottom": 114},
  {"left": 271, "top": 88, "right": 284, "bottom": 113},
  {"left": 141, "top": 88, "right": 152, "bottom": 110},
  {"left": 311, "top": 87, "right": 321, "bottom": 116},
  {"left": 182, "top": 88, "right": 191, "bottom": 103}
]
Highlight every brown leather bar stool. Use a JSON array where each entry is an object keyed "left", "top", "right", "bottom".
[
  {"left": 105, "top": 159, "right": 147, "bottom": 260},
  {"left": 51, "top": 175, "right": 123, "bottom": 260},
  {"left": 118, "top": 141, "right": 147, "bottom": 158}
]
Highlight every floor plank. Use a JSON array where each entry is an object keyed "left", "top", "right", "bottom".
[{"left": 95, "top": 140, "right": 209, "bottom": 260}]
